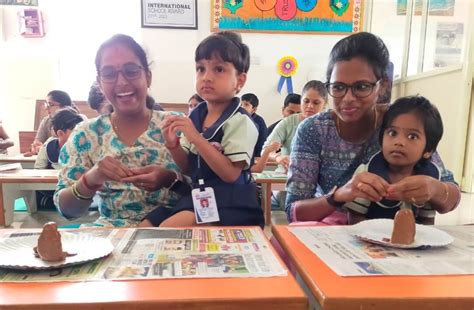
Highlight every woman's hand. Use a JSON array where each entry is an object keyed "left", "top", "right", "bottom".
[
  {"left": 385, "top": 175, "right": 438, "bottom": 206},
  {"left": 87, "top": 156, "right": 134, "bottom": 185},
  {"left": 162, "top": 115, "right": 201, "bottom": 147},
  {"left": 122, "top": 165, "right": 175, "bottom": 191},
  {"left": 335, "top": 171, "right": 389, "bottom": 203}
]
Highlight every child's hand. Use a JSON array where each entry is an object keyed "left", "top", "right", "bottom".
[
  {"left": 336, "top": 172, "right": 389, "bottom": 203},
  {"left": 275, "top": 154, "right": 290, "bottom": 171},
  {"left": 161, "top": 115, "right": 181, "bottom": 149},
  {"left": 385, "top": 175, "right": 437, "bottom": 205},
  {"left": 162, "top": 115, "right": 201, "bottom": 145},
  {"left": 264, "top": 142, "right": 281, "bottom": 154}
]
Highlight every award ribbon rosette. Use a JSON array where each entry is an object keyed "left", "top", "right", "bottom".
[{"left": 277, "top": 56, "right": 298, "bottom": 94}]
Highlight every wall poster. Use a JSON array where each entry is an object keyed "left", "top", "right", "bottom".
[{"left": 211, "top": 0, "right": 364, "bottom": 34}]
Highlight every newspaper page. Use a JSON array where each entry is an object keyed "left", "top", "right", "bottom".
[
  {"left": 290, "top": 225, "right": 474, "bottom": 276},
  {"left": 0, "top": 227, "right": 286, "bottom": 282}
]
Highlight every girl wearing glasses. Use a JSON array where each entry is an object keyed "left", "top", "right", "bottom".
[
  {"left": 345, "top": 96, "right": 459, "bottom": 224},
  {"left": 285, "top": 32, "right": 459, "bottom": 224},
  {"left": 54, "top": 34, "right": 182, "bottom": 227}
]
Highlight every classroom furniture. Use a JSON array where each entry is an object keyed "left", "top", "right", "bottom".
[
  {"left": 18, "top": 131, "right": 36, "bottom": 154},
  {"left": 272, "top": 225, "right": 474, "bottom": 310},
  {"left": 0, "top": 227, "right": 307, "bottom": 310},
  {"left": 0, "top": 169, "right": 57, "bottom": 227},
  {"left": 252, "top": 173, "right": 287, "bottom": 226},
  {"left": 0, "top": 154, "right": 37, "bottom": 169}
]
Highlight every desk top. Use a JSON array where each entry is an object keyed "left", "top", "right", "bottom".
[
  {"left": 272, "top": 225, "right": 474, "bottom": 310},
  {"left": 0, "top": 169, "right": 58, "bottom": 183},
  {"left": 0, "top": 154, "right": 37, "bottom": 163},
  {"left": 252, "top": 172, "right": 287, "bottom": 183},
  {"left": 0, "top": 227, "right": 307, "bottom": 310}
]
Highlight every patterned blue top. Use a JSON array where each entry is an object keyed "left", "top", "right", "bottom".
[
  {"left": 54, "top": 111, "right": 181, "bottom": 227},
  {"left": 285, "top": 111, "right": 455, "bottom": 222}
]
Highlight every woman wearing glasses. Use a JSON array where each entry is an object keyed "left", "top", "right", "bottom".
[
  {"left": 285, "top": 32, "right": 458, "bottom": 224},
  {"left": 54, "top": 34, "right": 184, "bottom": 227}
]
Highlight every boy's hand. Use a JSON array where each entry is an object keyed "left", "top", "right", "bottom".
[{"left": 162, "top": 115, "right": 201, "bottom": 145}]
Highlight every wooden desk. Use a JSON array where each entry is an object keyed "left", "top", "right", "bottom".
[
  {"left": 253, "top": 173, "right": 287, "bottom": 226},
  {"left": 0, "top": 169, "right": 58, "bottom": 227},
  {"left": 272, "top": 225, "right": 474, "bottom": 310},
  {"left": 0, "top": 227, "right": 307, "bottom": 310},
  {"left": 0, "top": 154, "right": 37, "bottom": 169}
]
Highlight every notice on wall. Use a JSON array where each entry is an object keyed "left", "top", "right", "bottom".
[
  {"left": 434, "top": 22, "right": 464, "bottom": 68},
  {"left": 141, "top": 0, "right": 197, "bottom": 29}
]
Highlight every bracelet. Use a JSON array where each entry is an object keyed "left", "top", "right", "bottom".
[
  {"left": 81, "top": 174, "right": 101, "bottom": 191},
  {"left": 440, "top": 182, "right": 449, "bottom": 204},
  {"left": 71, "top": 182, "right": 93, "bottom": 201}
]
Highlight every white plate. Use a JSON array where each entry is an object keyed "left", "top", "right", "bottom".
[
  {"left": 350, "top": 219, "right": 454, "bottom": 249},
  {"left": 0, "top": 233, "right": 114, "bottom": 270}
]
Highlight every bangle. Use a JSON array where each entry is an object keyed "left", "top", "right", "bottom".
[
  {"left": 81, "top": 174, "right": 101, "bottom": 191},
  {"left": 71, "top": 183, "right": 93, "bottom": 201},
  {"left": 440, "top": 182, "right": 449, "bottom": 204}
]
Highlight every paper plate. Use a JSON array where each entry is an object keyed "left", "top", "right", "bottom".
[
  {"left": 350, "top": 219, "right": 454, "bottom": 249},
  {"left": 0, "top": 233, "right": 114, "bottom": 270}
]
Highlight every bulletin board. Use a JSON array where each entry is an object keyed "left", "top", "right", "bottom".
[{"left": 211, "top": 0, "right": 364, "bottom": 34}]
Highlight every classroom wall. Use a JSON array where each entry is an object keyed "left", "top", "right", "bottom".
[{"left": 0, "top": 0, "right": 346, "bottom": 156}]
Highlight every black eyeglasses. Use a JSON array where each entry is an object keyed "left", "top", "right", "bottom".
[
  {"left": 325, "top": 80, "right": 380, "bottom": 98},
  {"left": 99, "top": 63, "right": 144, "bottom": 83}
]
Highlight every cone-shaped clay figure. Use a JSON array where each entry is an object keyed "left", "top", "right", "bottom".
[
  {"left": 391, "top": 208, "right": 416, "bottom": 245},
  {"left": 33, "top": 222, "right": 75, "bottom": 262}
]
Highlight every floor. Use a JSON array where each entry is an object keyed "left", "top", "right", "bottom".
[{"left": 10, "top": 193, "right": 473, "bottom": 229}]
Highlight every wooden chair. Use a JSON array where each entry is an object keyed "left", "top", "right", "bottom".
[{"left": 18, "top": 131, "right": 37, "bottom": 153}]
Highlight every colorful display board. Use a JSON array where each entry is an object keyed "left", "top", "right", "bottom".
[{"left": 211, "top": 0, "right": 364, "bottom": 34}]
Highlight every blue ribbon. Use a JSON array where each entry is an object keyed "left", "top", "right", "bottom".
[{"left": 277, "top": 76, "right": 293, "bottom": 94}]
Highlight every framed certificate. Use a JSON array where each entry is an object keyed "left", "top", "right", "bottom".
[{"left": 141, "top": 0, "right": 197, "bottom": 29}]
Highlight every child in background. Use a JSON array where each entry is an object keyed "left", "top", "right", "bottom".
[
  {"left": 141, "top": 31, "right": 264, "bottom": 228},
  {"left": 240, "top": 93, "right": 267, "bottom": 158},
  {"left": 267, "top": 93, "right": 301, "bottom": 136},
  {"left": 345, "top": 96, "right": 459, "bottom": 225},
  {"left": 35, "top": 108, "right": 84, "bottom": 169},
  {"left": 35, "top": 108, "right": 84, "bottom": 210},
  {"left": 188, "top": 93, "right": 204, "bottom": 114}
]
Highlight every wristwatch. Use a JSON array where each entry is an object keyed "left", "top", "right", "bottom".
[
  {"left": 325, "top": 186, "right": 345, "bottom": 207},
  {"left": 167, "top": 172, "right": 191, "bottom": 196}
]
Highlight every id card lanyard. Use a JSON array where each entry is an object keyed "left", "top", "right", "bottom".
[{"left": 191, "top": 154, "right": 219, "bottom": 224}]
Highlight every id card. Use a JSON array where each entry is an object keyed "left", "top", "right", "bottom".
[{"left": 191, "top": 187, "right": 220, "bottom": 224}]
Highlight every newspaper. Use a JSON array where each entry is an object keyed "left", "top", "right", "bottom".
[
  {"left": 290, "top": 225, "right": 474, "bottom": 276},
  {"left": 0, "top": 227, "right": 287, "bottom": 282}
]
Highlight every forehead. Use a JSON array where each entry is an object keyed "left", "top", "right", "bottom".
[
  {"left": 99, "top": 44, "right": 141, "bottom": 68},
  {"left": 330, "top": 57, "right": 377, "bottom": 83},
  {"left": 389, "top": 113, "right": 424, "bottom": 131},
  {"left": 285, "top": 103, "right": 301, "bottom": 110},
  {"left": 302, "top": 88, "right": 323, "bottom": 99}
]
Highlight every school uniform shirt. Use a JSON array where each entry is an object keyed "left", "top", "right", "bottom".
[
  {"left": 34, "top": 136, "right": 61, "bottom": 170},
  {"left": 344, "top": 151, "right": 441, "bottom": 222},
  {"left": 181, "top": 97, "right": 258, "bottom": 184},
  {"left": 251, "top": 113, "right": 267, "bottom": 159}
]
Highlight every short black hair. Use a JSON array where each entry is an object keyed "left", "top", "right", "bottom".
[
  {"left": 47, "top": 90, "right": 72, "bottom": 107},
  {"left": 189, "top": 94, "right": 204, "bottom": 103},
  {"left": 87, "top": 82, "right": 106, "bottom": 111},
  {"left": 379, "top": 95, "right": 443, "bottom": 155},
  {"left": 51, "top": 108, "right": 84, "bottom": 132},
  {"left": 241, "top": 93, "right": 259, "bottom": 108},
  {"left": 326, "top": 32, "right": 390, "bottom": 83},
  {"left": 195, "top": 31, "right": 250, "bottom": 74},
  {"left": 284, "top": 93, "right": 301, "bottom": 107}
]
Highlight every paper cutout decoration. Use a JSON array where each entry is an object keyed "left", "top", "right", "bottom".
[
  {"left": 254, "top": 0, "right": 276, "bottom": 11},
  {"left": 224, "top": 0, "right": 244, "bottom": 14},
  {"left": 296, "top": 0, "right": 318, "bottom": 12},
  {"left": 277, "top": 56, "right": 298, "bottom": 94},
  {"left": 275, "top": 0, "right": 297, "bottom": 21},
  {"left": 329, "top": 0, "right": 350, "bottom": 16}
]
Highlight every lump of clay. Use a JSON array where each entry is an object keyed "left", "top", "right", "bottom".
[
  {"left": 391, "top": 208, "right": 416, "bottom": 245},
  {"left": 33, "top": 222, "right": 74, "bottom": 262}
]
